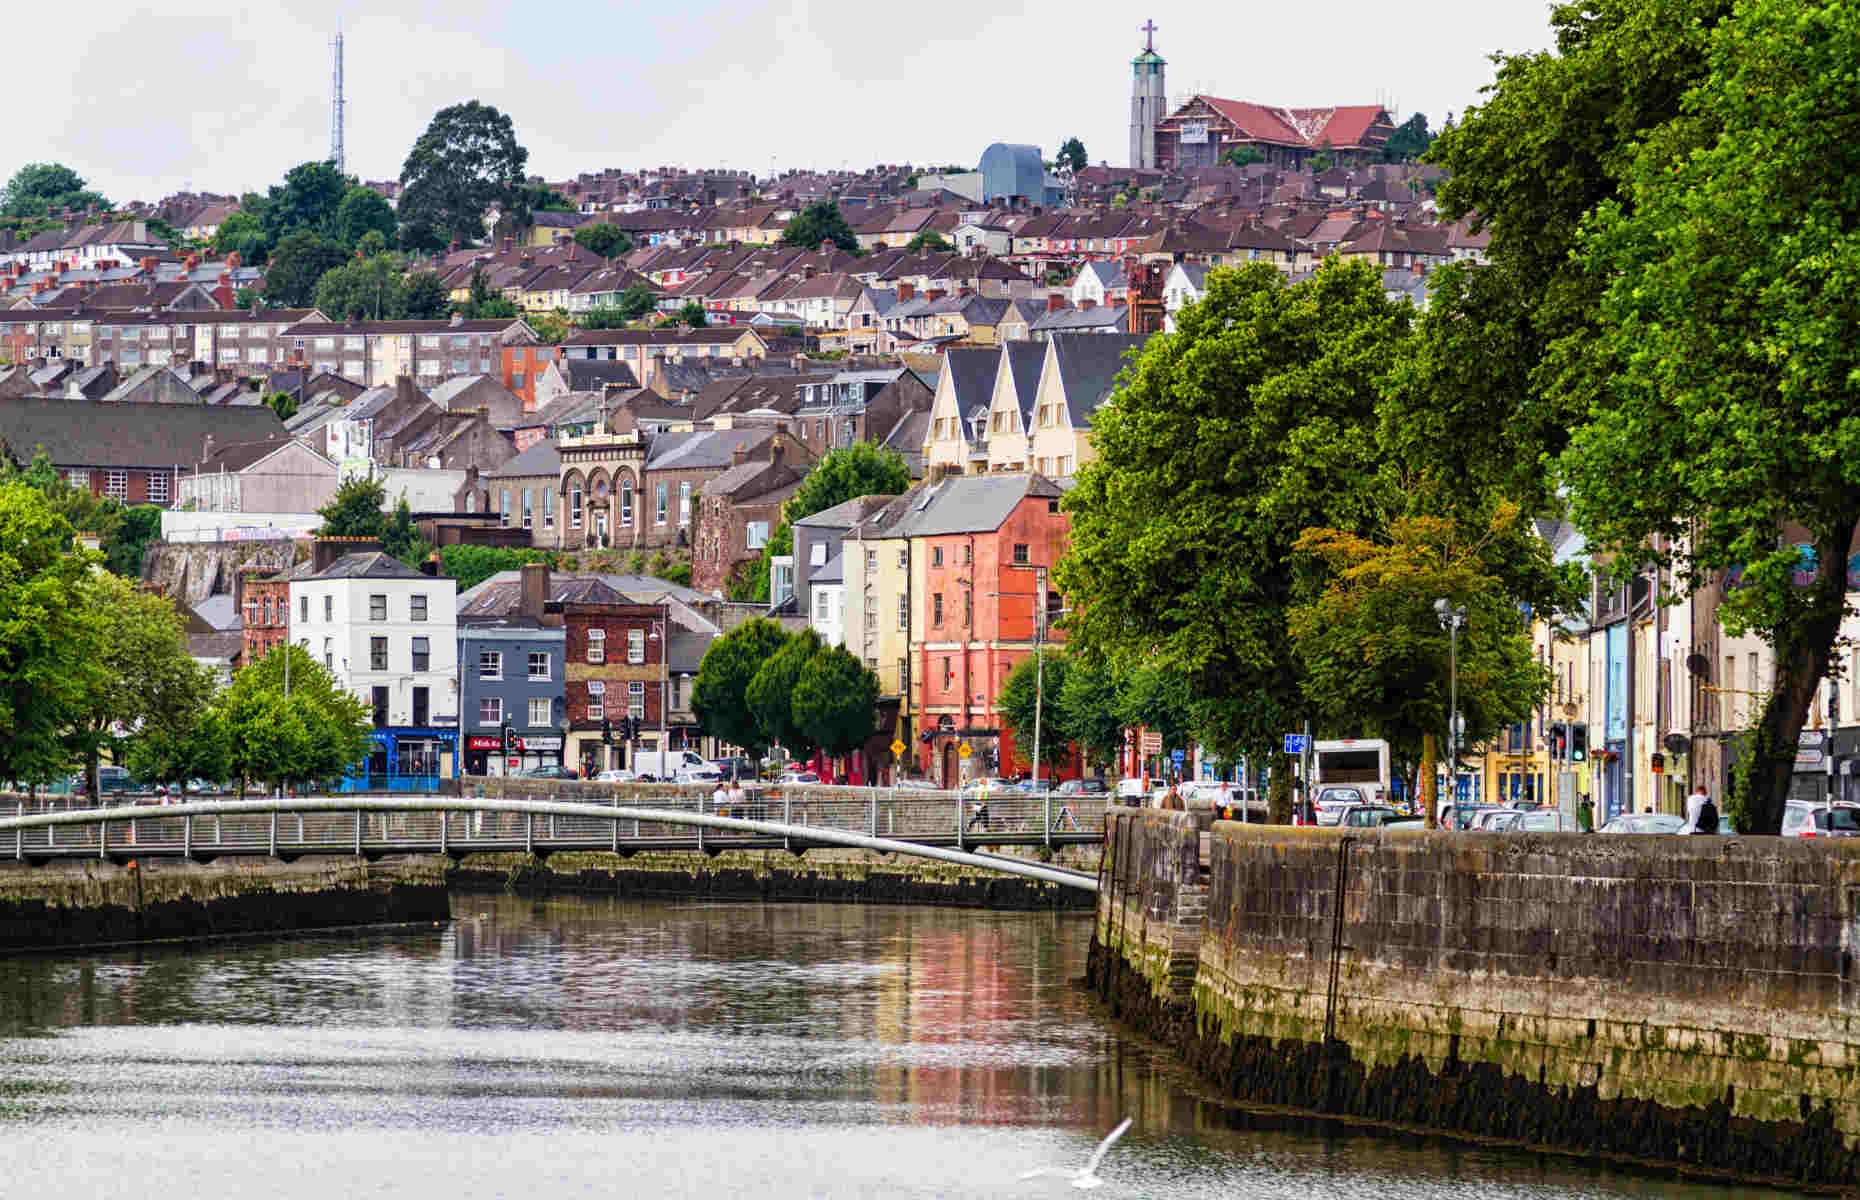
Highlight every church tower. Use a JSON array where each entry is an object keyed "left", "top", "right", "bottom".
[{"left": 1129, "top": 20, "right": 1166, "bottom": 169}]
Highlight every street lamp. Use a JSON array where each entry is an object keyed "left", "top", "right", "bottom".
[
  {"left": 1434, "top": 598, "right": 1468, "bottom": 823},
  {"left": 1005, "top": 565, "right": 1062, "bottom": 794}
]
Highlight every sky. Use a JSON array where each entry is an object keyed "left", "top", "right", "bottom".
[{"left": 19, "top": 0, "right": 1558, "bottom": 205}]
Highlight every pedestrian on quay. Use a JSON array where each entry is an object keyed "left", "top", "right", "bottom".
[
  {"left": 1577, "top": 794, "right": 1594, "bottom": 833},
  {"left": 728, "top": 775, "right": 747, "bottom": 820},
  {"left": 1685, "top": 783, "right": 1719, "bottom": 835},
  {"left": 966, "top": 779, "right": 992, "bottom": 832},
  {"left": 711, "top": 780, "right": 728, "bottom": 817}
]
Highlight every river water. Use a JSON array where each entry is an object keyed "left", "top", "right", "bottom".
[{"left": 0, "top": 897, "right": 1787, "bottom": 1199}]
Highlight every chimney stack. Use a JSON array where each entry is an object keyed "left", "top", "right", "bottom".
[
  {"left": 1046, "top": 292, "right": 1065, "bottom": 313},
  {"left": 897, "top": 282, "right": 914, "bottom": 302},
  {"left": 926, "top": 288, "right": 945, "bottom": 302},
  {"left": 520, "top": 560, "right": 550, "bottom": 620}
]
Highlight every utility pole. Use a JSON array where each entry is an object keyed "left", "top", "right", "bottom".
[
  {"left": 1435, "top": 598, "right": 1467, "bottom": 826},
  {"left": 1029, "top": 567, "right": 1047, "bottom": 793}
]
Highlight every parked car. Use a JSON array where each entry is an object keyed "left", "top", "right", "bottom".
[
  {"left": 895, "top": 778, "right": 941, "bottom": 790},
  {"left": 711, "top": 757, "right": 757, "bottom": 780},
  {"left": 1442, "top": 804, "right": 1506, "bottom": 831},
  {"left": 675, "top": 766, "right": 725, "bottom": 784},
  {"left": 1780, "top": 801, "right": 1860, "bottom": 838},
  {"left": 1598, "top": 812, "right": 1687, "bottom": 835},
  {"left": 1337, "top": 804, "right": 1402, "bottom": 828},
  {"left": 1056, "top": 779, "right": 1109, "bottom": 795},
  {"left": 1313, "top": 786, "right": 1367, "bottom": 825},
  {"left": 1510, "top": 809, "right": 1573, "bottom": 833},
  {"left": 777, "top": 770, "right": 822, "bottom": 786},
  {"left": 1382, "top": 818, "right": 1426, "bottom": 831},
  {"left": 514, "top": 765, "right": 578, "bottom": 780},
  {"left": 1473, "top": 809, "right": 1523, "bottom": 832},
  {"left": 593, "top": 769, "right": 637, "bottom": 783}
]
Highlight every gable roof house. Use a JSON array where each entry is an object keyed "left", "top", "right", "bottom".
[
  {"left": 921, "top": 346, "right": 999, "bottom": 474},
  {"left": 177, "top": 434, "right": 341, "bottom": 514},
  {"left": 1026, "top": 334, "right": 1148, "bottom": 476},
  {"left": 981, "top": 341, "right": 1051, "bottom": 473}
]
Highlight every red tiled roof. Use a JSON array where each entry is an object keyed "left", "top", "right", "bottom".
[{"left": 1195, "top": 98, "right": 1390, "bottom": 151}]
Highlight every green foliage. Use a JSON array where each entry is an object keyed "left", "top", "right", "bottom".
[
  {"left": 997, "top": 650, "right": 1072, "bottom": 772},
  {"left": 1053, "top": 259, "right": 1409, "bottom": 770},
  {"left": 435, "top": 544, "right": 554, "bottom": 591},
  {"left": 1381, "top": 113, "right": 1435, "bottom": 162},
  {"left": 334, "top": 186, "right": 397, "bottom": 249},
  {"left": 213, "top": 210, "right": 271, "bottom": 265},
  {"left": 781, "top": 444, "right": 910, "bottom": 527},
  {"left": 312, "top": 254, "right": 409, "bottom": 320},
  {"left": 263, "top": 230, "right": 348, "bottom": 308},
  {"left": 262, "top": 161, "right": 350, "bottom": 244},
  {"left": 1056, "top": 137, "right": 1089, "bottom": 176},
  {"left": 233, "top": 286, "right": 263, "bottom": 310},
  {"left": 1, "top": 163, "right": 108, "bottom": 219},
  {"left": 216, "top": 644, "right": 373, "bottom": 790},
  {"left": 780, "top": 199, "right": 860, "bottom": 253},
  {"left": 691, "top": 619, "right": 789, "bottom": 757},
  {"left": 678, "top": 300, "right": 708, "bottom": 328},
  {"left": 792, "top": 643, "right": 880, "bottom": 757},
  {"left": 1221, "top": 145, "right": 1265, "bottom": 168},
  {"left": 1115, "top": 664, "right": 1196, "bottom": 755},
  {"left": 317, "top": 475, "right": 389, "bottom": 538},
  {"left": 573, "top": 223, "right": 633, "bottom": 258},
  {"left": 403, "top": 271, "right": 451, "bottom": 319},
  {"left": 1309, "top": 152, "right": 1333, "bottom": 173},
  {"left": 746, "top": 628, "right": 823, "bottom": 760},
  {"left": 527, "top": 310, "right": 576, "bottom": 344},
  {"left": 0, "top": 449, "right": 126, "bottom": 555},
  {"left": 1056, "top": 655, "right": 1126, "bottom": 769},
  {"left": 381, "top": 498, "right": 432, "bottom": 569},
  {"left": 458, "top": 265, "right": 518, "bottom": 319},
  {"left": 613, "top": 282, "right": 660, "bottom": 320},
  {"left": 0, "top": 483, "right": 107, "bottom": 786},
  {"left": 658, "top": 560, "right": 691, "bottom": 586},
  {"left": 266, "top": 391, "right": 298, "bottom": 421},
  {"left": 103, "top": 505, "right": 162, "bottom": 578},
  {"left": 399, "top": 220, "right": 447, "bottom": 255},
  {"left": 398, "top": 101, "right": 530, "bottom": 247},
  {"left": 904, "top": 230, "right": 952, "bottom": 253}
]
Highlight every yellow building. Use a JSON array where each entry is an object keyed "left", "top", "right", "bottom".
[
  {"left": 1024, "top": 335, "right": 1145, "bottom": 477},
  {"left": 843, "top": 501, "right": 915, "bottom": 745}
]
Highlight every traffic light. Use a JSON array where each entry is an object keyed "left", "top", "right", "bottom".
[
  {"left": 1551, "top": 727, "right": 1566, "bottom": 759},
  {"left": 500, "top": 719, "right": 513, "bottom": 756},
  {"left": 601, "top": 717, "right": 613, "bottom": 745},
  {"left": 1569, "top": 723, "right": 1588, "bottom": 762}
]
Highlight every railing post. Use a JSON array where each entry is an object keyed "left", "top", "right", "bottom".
[
  {"left": 783, "top": 788, "right": 793, "bottom": 853},
  {"left": 183, "top": 814, "right": 192, "bottom": 860},
  {"left": 269, "top": 809, "right": 278, "bottom": 858},
  {"left": 956, "top": 790, "right": 964, "bottom": 852},
  {"left": 611, "top": 813, "right": 619, "bottom": 854},
  {"left": 98, "top": 819, "right": 107, "bottom": 860},
  {"left": 1044, "top": 791, "right": 1053, "bottom": 850},
  {"left": 868, "top": 788, "right": 877, "bottom": 837},
  {"left": 353, "top": 810, "right": 362, "bottom": 857},
  {"left": 525, "top": 812, "right": 534, "bottom": 856},
  {"left": 439, "top": 809, "right": 448, "bottom": 856},
  {"left": 15, "top": 801, "right": 23, "bottom": 860}
]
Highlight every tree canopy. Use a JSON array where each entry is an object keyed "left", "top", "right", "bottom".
[
  {"left": 334, "top": 186, "right": 398, "bottom": 248},
  {"left": 573, "top": 224, "right": 632, "bottom": 258},
  {"left": 398, "top": 101, "right": 530, "bottom": 247},
  {"left": 1382, "top": 113, "right": 1435, "bottom": 162},
  {"left": 1220, "top": 146, "right": 1264, "bottom": 168},
  {"left": 903, "top": 230, "right": 952, "bottom": 253},
  {"left": 214, "top": 644, "right": 373, "bottom": 790},
  {"left": 313, "top": 254, "right": 411, "bottom": 320},
  {"left": 997, "top": 651, "right": 1073, "bottom": 773},
  {"left": 793, "top": 644, "right": 880, "bottom": 757},
  {"left": 746, "top": 628, "right": 823, "bottom": 761},
  {"left": 1, "top": 163, "right": 108, "bottom": 219},
  {"left": 263, "top": 230, "right": 349, "bottom": 308},
  {"left": 690, "top": 619, "right": 789, "bottom": 758},
  {"left": 262, "top": 161, "right": 350, "bottom": 246},
  {"left": 780, "top": 200, "right": 859, "bottom": 253},
  {"left": 403, "top": 271, "right": 452, "bottom": 319},
  {"left": 732, "top": 444, "right": 910, "bottom": 603},
  {"left": 1056, "top": 137, "right": 1089, "bottom": 176}
]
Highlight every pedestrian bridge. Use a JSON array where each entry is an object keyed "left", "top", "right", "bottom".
[{"left": 0, "top": 790, "right": 1109, "bottom": 892}]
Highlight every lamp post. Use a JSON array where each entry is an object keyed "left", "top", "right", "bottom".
[
  {"left": 1004, "top": 565, "right": 1059, "bottom": 794},
  {"left": 648, "top": 605, "right": 669, "bottom": 762},
  {"left": 1434, "top": 598, "right": 1468, "bottom": 824}
]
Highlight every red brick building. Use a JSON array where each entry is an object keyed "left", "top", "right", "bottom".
[
  {"left": 240, "top": 567, "right": 291, "bottom": 661},
  {"left": 563, "top": 600, "right": 669, "bottom": 777}
]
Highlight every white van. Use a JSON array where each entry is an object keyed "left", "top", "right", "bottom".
[{"left": 631, "top": 749, "right": 709, "bottom": 780}]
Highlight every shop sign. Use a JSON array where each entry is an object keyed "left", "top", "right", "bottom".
[
  {"left": 515, "top": 736, "right": 563, "bottom": 751},
  {"left": 466, "top": 736, "right": 502, "bottom": 750}
]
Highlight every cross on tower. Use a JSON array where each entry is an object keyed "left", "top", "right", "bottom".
[{"left": 1141, "top": 19, "right": 1157, "bottom": 51}]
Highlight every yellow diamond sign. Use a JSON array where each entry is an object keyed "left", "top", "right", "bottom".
[
  {"left": 958, "top": 742, "right": 972, "bottom": 759},
  {"left": 889, "top": 739, "right": 905, "bottom": 756}
]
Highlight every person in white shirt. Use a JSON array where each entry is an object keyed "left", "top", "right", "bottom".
[
  {"left": 711, "top": 782, "right": 728, "bottom": 816},
  {"left": 728, "top": 777, "right": 746, "bottom": 818}
]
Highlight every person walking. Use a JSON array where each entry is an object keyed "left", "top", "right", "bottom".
[
  {"left": 710, "top": 780, "right": 728, "bottom": 818},
  {"left": 1577, "top": 793, "right": 1595, "bottom": 833},
  {"left": 728, "top": 775, "right": 747, "bottom": 821},
  {"left": 1685, "top": 783, "right": 1719, "bottom": 834},
  {"left": 966, "top": 779, "right": 992, "bottom": 832}
]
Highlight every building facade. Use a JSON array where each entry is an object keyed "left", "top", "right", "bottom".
[
  {"left": 563, "top": 600, "right": 669, "bottom": 777},
  {"left": 458, "top": 619, "right": 566, "bottom": 776}
]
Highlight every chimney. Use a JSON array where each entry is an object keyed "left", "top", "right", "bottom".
[
  {"left": 449, "top": 311, "right": 464, "bottom": 327},
  {"left": 140, "top": 256, "right": 157, "bottom": 272},
  {"left": 731, "top": 443, "right": 749, "bottom": 467},
  {"left": 501, "top": 236, "right": 514, "bottom": 253},
  {"left": 311, "top": 535, "right": 381, "bottom": 574},
  {"left": 202, "top": 434, "right": 215, "bottom": 462},
  {"left": 897, "top": 282, "right": 914, "bottom": 302},
  {"left": 768, "top": 434, "right": 785, "bottom": 472},
  {"left": 818, "top": 239, "right": 834, "bottom": 255},
  {"left": 448, "top": 239, "right": 461, "bottom": 253},
  {"left": 396, "top": 375, "right": 419, "bottom": 408},
  {"left": 422, "top": 552, "right": 441, "bottom": 578},
  {"left": 1046, "top": 292, "right": 1065, "bottom": 313},
  {"left": 519, "top": 561, "right": 550, "bottom": 620},
  {"left": 926, "top": 288, "right": 946, "bottom": 302}
]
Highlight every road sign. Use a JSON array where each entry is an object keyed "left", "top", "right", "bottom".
[
  {"left": 958, "top": 742, "right": 972, "bottom": 759},
  {"left": 1283, "top": 733, "right": 1309, "bottom": 755},
  {"left": 1139, "top": 731, "right": 1163, "bottom": 755},
  {"left": 1170, "top": 748, "right": 1186, "bottom": 765},
  {"left": 889, "top": 739, "right": 905, "bottom": 756},
  {"left": 1796, "top": 729, "right": 1828, "bottom": 770}
]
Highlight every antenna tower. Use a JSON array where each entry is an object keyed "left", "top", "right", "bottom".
[{"left": 329, "top": 24, "right": 346, "bottom": 174}]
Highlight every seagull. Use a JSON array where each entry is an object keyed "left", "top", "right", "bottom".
[{"left": 1020, "top": 1118, "right": 1133, "bottom": 1190}]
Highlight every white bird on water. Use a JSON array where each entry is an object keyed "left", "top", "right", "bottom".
[{"left": 1020, "top": 1117, "right": 1133, "bottom": 1190}]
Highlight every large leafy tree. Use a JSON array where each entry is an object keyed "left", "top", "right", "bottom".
[
  {"left": 779, "top": 200, "right": 859, "bottom": 253},
  {"left": 215, "top": 644, "right": 372, "bottom": 791},
  {"left": 690, "top": 618, "right": 788, "bottom": 758},
  {"left": 403, "top": 271, "right": 451, "bottom": 319},
  {"left": 745, "top": 628, "right": 823, "bottom": 761},
  {"left": 734, "top": 444, "right": 910, "bottom": 604},
  {"left": 1056, "top": 656, "right": 1127, "bottom": 771},
  {"left": 573, "top": 223, "right": 632, "bottom": 258},
  {"left": 334, "top": 186, "right": 398, "bottom": 249},
  {"left": 1056, "top": 137, "right": 1089, "bottom": 176},
  {"left": 313, "top": 254, "right": 409, "bottom": 320},
  {"left": 997, "top": 650, "right": 1073, "bottom": 774},
  {"left": 262, "top": 161, "right": 350, "bottom": 245},
  {"left": 1381, "top": 113, "right": 1435, "bottom": 162},
  {"left": 103, "top": 504, "right": 162, "bottom": 580},
  {"left": 792, "top": 644, "right": 880, "bottom": 758},
  {"left": 1053, "top": 258, "right": 1409, "bottom": 819},
  {"left": 211, "top": 210, "right": 271, "bottom": 264},
  {"left": 65, "top": 573, "right": 215, "bottom": 797},
  {"left": 0, "top": 484, "right": 108, "bottom": 788},
  {"left": 1560, "top": 0, "right": 1860, "bottom": 834},
  {"left": 398, "top": 101, "right": 530, "bottom": 247},
  {"left": 1, "top": 163, "right": 108, "bottom": 219},
  {"left": 318, "top": 475, "right": 389, "bottom": 537},
  {"left": 263, "top": 230, "right": 349, "bottom": 308}
]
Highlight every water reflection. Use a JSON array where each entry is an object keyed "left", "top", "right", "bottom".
[{"left": 0, "top": 897, "right": 1791, "bottom": 1198}]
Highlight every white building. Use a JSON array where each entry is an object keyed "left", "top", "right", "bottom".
[
  {"left": 288, "top": 549, "right": 459, "bottom": 783},
  {"left": 808, "top": 551, "right": 845, "bottom": 647}
]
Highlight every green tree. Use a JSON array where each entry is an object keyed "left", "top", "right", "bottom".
[
  {"left": 66, "top": 573, "right": 215, "bottom": 797},
  {"left": 678, "top": 301, "right": 708, "bottom": 328},
  {"left": 997, "top": 650, "right": 1073, "bottom": 774},
  {"left": 399, "top": 220, "right": 448, "bottom": 255},
  {"left": 614, "top": 282, "right": 660, "bottom": 320},
  {"left": 1, "top": 163, "right": 108, "bottom": 219},
  {"left": 1056, "top": 655, "right": 1126, "bottom": 771},
  {"left": 262, "top": 230, "right": 349, "bottom": 308},
  {"left": 262, "top": 161, "right": 350, "bottom": 244},
  {"left": 1115, "top": 663, "right": 1196, "bottom": 761},
  {"left": 317, "top": 475, "right": 388, "bottom": 538},
  {"left": 1381, "top": 113, "right": 1435, "bottom": 162},
  {"left": 436, "top": 544, "right": 555, "bottom": 590},
  {"left": 690, "top": 618, "right": 789, "bottom": 758},
  {"left": 1558, "top": 0, "right": 1860, "bottom": 835},
  {"left": 573, "top": 223, "right": 633, "bottom": 258},
  {"left": 380, "top": 497, "right": 433, "bottom": 569},
  {"left": 0, "top": 484, "right": 107, "bottom": 787},
  {"left": 397, "top": 101, "right": 530, "bottom": 247},
  {"left": 312, "top": 254, "right": 409, "bottom": 320},
  {"left": 1056, "top": 137, "right": 1089, "bottom": 176},
  {"left": 213, "top": 210, "right": 272, "bottom": 264},
  {"left": 1221, "top": 145, "right": 1264, "bottom": 168},
  {"left": 102, "top": 504, "right": 162, "bottom": 578},
  {"left": 403, "top": 271, "right": 451, "bottom": 319},
  {"left": 0, "top": 449, "right": 124, "bottom": 547},
  {"left": 233, "top": 286, "right": 264, "bottom": 310},
  {"left": 127, "top": 705, "right": 232, "bottom": 790},
  {"left": 746, "top": 628, "right": 823, "bottom": 760},
  {"left": 1052, "top": 258, "right": 1409, "bottom": 821},
  {"left": 737, "top": 444, "right": 910, "bottom": 604},
  {"left": 216, "top": 644, "right": 372, "bottom": 791},
  {"left": 779, "top": 199, "right": 859, "bottom": 253},
  {"left": 459, "top": 265, "right": 517, "bottom": 319},
  {"left": 903, "top": 230, "right": 952, "bottom": 253},
  {"left": 266, "top": 391, "right": 298, "bottom": 421},
  {"left": 792, "top": 643, "right": 880, "bottom": 757},
  {"left": 334, "top": 185, "right": 397, "bottom": 249}
]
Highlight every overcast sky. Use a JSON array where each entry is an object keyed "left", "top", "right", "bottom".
[{"left": 23, "top": 1, "right": 1557, "bottom": 204}]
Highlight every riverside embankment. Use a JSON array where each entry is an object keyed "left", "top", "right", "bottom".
[{"left": 1091, "top": 810, "right": 1860, "bottom": 1190}]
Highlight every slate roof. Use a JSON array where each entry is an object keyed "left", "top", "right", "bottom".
[
  {"left": 1001, "top": 341, "right": 1046, "bottom": 426},
  {"left": 487, "top": 438, "right": 561, "bottom": 478},
  {"left": 881, "top": 473, "right": 1065, "bottom": 538},
  {"left": 0, "top": 397, "right": 287, "bottom": 468},
  {"left": 941, "top": 347, "right": 998, "bottom": 425},
  {"left": 1050, "top": 334, "right": 1148, "bottom": 428},
  {"left": 557, "top": 359, "right": 641, "bottom": 392},
  {"left": 196, "top": 433, "right": 313, "bottom": 473},
  {"left": 301, "top": 551, "right": 428, "bottom": 581},
  {"left": 811, "top": 551, "right": 844, "bottom": 586},
  {"left": 792, "top": 493, "right": 898, "bottom": 530},
  {"left": 645, "top": 426, "right": 777, "bottom": 470}
]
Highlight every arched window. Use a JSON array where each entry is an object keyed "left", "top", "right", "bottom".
[{"left": 620, "top": 478, "right": 634, "bottom": 526}]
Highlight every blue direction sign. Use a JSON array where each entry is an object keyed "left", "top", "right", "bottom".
[
  {"left": 1171, "top": 748, "right": 1186, "bottom": 765},
  {"left": 1283, "top": 733, "right": 1309, "bottom": 755}
]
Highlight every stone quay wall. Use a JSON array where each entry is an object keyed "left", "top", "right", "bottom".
[{"left": 1090, "top": 811, "right": 1860, "bottom": 1188}]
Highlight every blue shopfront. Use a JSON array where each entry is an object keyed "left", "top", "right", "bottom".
[{"left": 338, "top": 726, "right": 458, "bottom": 792}]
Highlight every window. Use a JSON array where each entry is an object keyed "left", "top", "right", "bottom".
[
  {"left": 587, "top": 679, "right": 604, "bottom": 719},
  {"left": 104, "top": 471, "right": 127, "bottom": 500},
  {"left": 587, "top": 628, "right": 606, "bottom": 663},
  {"left": 411, "top": 594, "right": 427, "bottom": 622},
  {"left": 521, "top": 488, "right": 533, "bottom": 530},
  {"left": 627, "top": 629, "right": 645, "bottom": 664},
  {"left": 932, "top": 546, "right": 944, "bottom": 567},
  {"left": 898, "top": 549, "right": 908, "bottom": 569},
  {"left": 628, "top": 680, "right": 646, "bottom": 718},
  {"left": 146, "top": 472, "right": 169, "bottom": 504},
  {"left": 570, "top": 486, "right": 583, "bottom": 529},
  {"left": 372, "top": 686, "right": 390, "bottom": 728},
  {"left": 479, "top": 696, "right": 503, "bottom": 727},
  {"left": 810, "top": 542, "right": 828, "bottom": 567},
  {"left": 299, "top": 595, "right": 309, "bottom": 622},
  {"left": 412, "top": 686, "right": 429, "bottom": 726},
  {"left": 620, "top": 479, "right": 633, "bottom": 525},
  {"left": 323, "top": 595, "right": 333, "bottom": 621},
  {"left": 963, "top": 545, "right": 973, "bottom": 565},
  {"left": 500, "top": 490, "right": 511, "bottom": 527},
  {"left": 964, "top": 592, "right": 972, "bottom": 627},
  {"left": 933, "top": 593, "right": 944, "bottom": 626},
  {"left": 746, "top": 521, "right": 770, "bottom": 550},
  {"left": 479, "top": 650, "right": 503, "bottom": 680},
  {"left": 369, "top": 593, "right": 387, "bottom": 621},
  {"left": 323, "top": 637, "right": 333, "bottom": 669},
  {"left": 410, "top": 637, "right": 430, "bottom": 671},
  {"left": 512, "top": 373, "right": 525, "bottom": 389},
  {"left": 369, "top": 636, "right": 388, "bottom": 671},
  {"left": 528, "top": 652, "right": 550, "bottom": 680},
  {"left": 864, "top": 550, "right": 877, "bottom": 571},
  {"left": 66, "top": 469, "right": 87, "bottom": 489},
  {"left": 815, "top": 590, "right": 831, "bottom": 621},
  {"left": 944, "top": 657, "right": 955, "bottom": 686},
  {"left": 528, "top": 697, "right": 552, "bottom": 728},
  {"left": 898, "top": 595, "right": 909, "bottom": 631},
  {"left": 1012, "top": 543, "right": 1029, "bottom": 565},
  {"left": 655, "top": 482, "right": 668, "bottom": 524},
  {"left": 678, "top": 480, "right": 691, "bottom": 525},
  {"left": 543, "top": 487, "right": 554, "bottom": 530}
]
